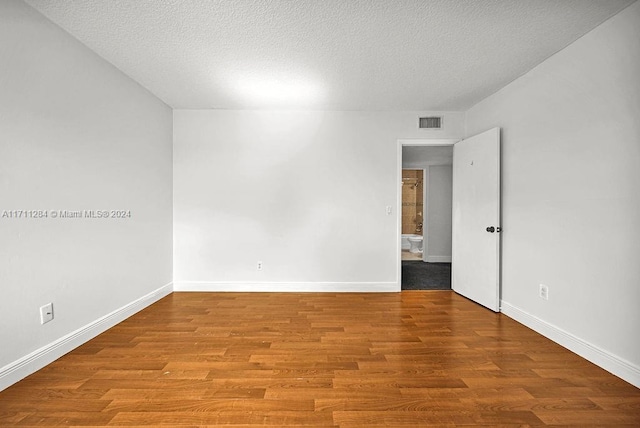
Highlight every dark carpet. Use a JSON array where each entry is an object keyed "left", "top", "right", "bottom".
[{"left": 401, "top": 261, "right": 452, "bottom": 290}]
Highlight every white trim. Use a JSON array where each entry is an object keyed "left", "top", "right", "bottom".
[
  {"left": 174, "top": 281, "right": 398, "bottom": 293},
  {"left": 426, "top": 256, "right": 452, "bottom": 263},
  {"left": 397, "top": 139, "right": 458, "bottom": 287},
  {"left": 398, "top": 139, "right": 458, "bottom": 146},
  {"left": 501, "top": 300, "right": 640, "bottom": 389},
  {"left": 397, "top": 141, "right": 403, "bottom": 288},
  {"left": 0, "top": 282, "right": 173, "bottom": 392},
  {"left": 422, "top": 167, "right": 428, "bottom": 262}
]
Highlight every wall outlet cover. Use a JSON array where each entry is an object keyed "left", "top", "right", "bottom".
[
  {"left": 40, "top": 303, "right": 54, "bottom": 324},
  {"left": 539, "top": 284, "right": 549, "bottom": 300}
]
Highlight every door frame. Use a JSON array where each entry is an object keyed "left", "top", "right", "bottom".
[{"left": 397, "top": 139, "right": 458, "bottom": 288}]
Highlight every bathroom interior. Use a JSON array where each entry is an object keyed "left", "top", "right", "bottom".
[{"left": 401, "top": 169, "right": 425, "bottom": 261}]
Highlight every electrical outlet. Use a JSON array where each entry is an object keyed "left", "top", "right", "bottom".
[
  {"left": 539, "top": 284, "right": 549, "bottom": 300},
  {"left": 257, "top": 261, "right": 263, "bottom": 271},
  {"left": 40, "top": 303, "right": 54, "bottom": 324}
]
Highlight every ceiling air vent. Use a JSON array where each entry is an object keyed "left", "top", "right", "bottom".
[{"left": 419, "top": 116, "right": 442, "bottom": 129}]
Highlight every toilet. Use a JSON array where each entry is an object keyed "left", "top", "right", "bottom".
[{"left": 408, "top": 235, "right": 423, "bottom": 253}]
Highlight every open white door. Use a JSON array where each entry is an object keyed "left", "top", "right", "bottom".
[{"left": 452, "top": 128, "right": 501, "bottom": 311}]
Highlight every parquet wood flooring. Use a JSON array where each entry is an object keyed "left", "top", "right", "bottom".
[{"left": 1, "top": 291, "right": 639, "bottom": 426}]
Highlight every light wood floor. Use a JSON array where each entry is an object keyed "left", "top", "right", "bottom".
[
  {"left": 401, "top": 250, "right": 423, "bottom": 261},
  {"left": 1, "top": 291, "right": 639, "bottom": 427}
]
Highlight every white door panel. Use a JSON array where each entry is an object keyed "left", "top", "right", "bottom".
[{"left": 452, "top": 128, "right": 501, "bottom": 311}]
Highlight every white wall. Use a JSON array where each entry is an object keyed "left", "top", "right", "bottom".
[
  {"left": 0, "top": 1, "right": 173, "bottom": 389},
  {"left": 427, "top": 165, "right": 453, "bottom": 262},
  {"left": 174, "top": 110, "right": 464, "bottom": 291},
  {"left": 466, "top": 1, "right": 640, "bottom": 386},
  {"left": 402, "top": 146, "right": 453, "bottom": 168}
]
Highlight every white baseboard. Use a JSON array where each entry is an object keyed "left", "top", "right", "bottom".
[
  {"left": 426, "top": 256, "right": 452, "bottom": 263},
  {"left": 500, "top": 301, "right": 640, "bottom": 389},
  {"left": 0, "top": 282, "right": 173, "bottom": 392},
  {"left": 174, "top": 281, "right": 399, "bottom": 293}
]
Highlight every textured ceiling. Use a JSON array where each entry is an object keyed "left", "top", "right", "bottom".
[{"left": 24, "top": 0, "right": 635, "bottom": 110}]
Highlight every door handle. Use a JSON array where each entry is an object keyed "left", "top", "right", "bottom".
[{"left": 486, "top": 226, "right": 495, "bottom": 233}]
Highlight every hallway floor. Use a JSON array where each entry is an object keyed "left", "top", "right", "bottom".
[{"left": 401, "top": 261, "right": 451, "bottom": 290}]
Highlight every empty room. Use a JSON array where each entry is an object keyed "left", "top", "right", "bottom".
[{"left": 1, "top": 0, "right": 639, "bottom": 426}]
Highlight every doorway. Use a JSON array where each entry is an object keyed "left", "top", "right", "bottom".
[
  {"left": 398, "top": 141, "right": 455, "bottom": 290},
  {"left": 398, "top": 129, "right": 501, "bottom": 311}
]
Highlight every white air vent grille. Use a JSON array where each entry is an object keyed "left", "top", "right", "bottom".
[{"left": 419, "top": 116, "right": 442, "bottom": 129}]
